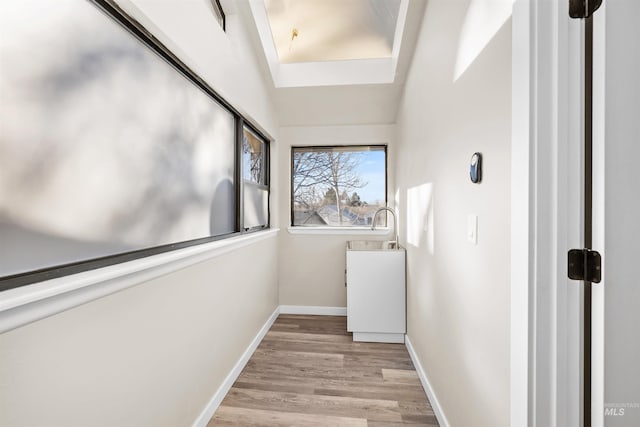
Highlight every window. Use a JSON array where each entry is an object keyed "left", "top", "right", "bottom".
[
  {"left": 291, "top": 146, "right": 387, "bottom": 227},
  {"left": 243, "top": 126, "right": 269, "bottom": 230},
  {"left": 210, "top": 0, "right": 226, "bottom": 31},
  {"left": 0, "top": 0, "right": 268, "bottom": 290},
  {"left": 243, "top": 127, "right": 266, "bottom": 184}
]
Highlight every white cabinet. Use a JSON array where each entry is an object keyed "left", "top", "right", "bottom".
[{"left": 346, "top": 242, "right": 406, "bottom": 343}]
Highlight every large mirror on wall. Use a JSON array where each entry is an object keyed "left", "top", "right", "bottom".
[{"left": 0, "top": 0, "right": 242, "bottom": 282}]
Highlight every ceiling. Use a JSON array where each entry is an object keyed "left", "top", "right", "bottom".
[
  {"left": 265, "top": 0, "right": 401, "bottom": 64},
  {"left": 242, "top": 0, "right": 427, "bottom": 126}
]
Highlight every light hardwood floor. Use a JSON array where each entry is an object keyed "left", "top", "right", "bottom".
[{"left": 208, "top": 314, "right": 439, "bottom": 426}]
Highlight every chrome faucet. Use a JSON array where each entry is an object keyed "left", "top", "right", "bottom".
[{"left": 371, "top": 207, "right": 399, "bottom": 249}]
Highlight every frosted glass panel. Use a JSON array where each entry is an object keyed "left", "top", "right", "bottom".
[
  {"left": 243, "top": 184, "right": 269, "bottom": 229},
  {"left": 0, "top": 0, "right": 235, "bottom": 277}
]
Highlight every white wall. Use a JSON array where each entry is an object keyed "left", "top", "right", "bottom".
[
  {"left": 120, "top": 0, "right": 278, "bottom": 138},
  {"left": 394, "top": 0, "right": 512, "bottom": 426},
  {"left": 0, "top": 1, "right": 280, "bottom": 426},
  {"left": 277, "top": 125, "right": 395, "bottom": 307},
  {"left": 275, "top": 85, "right": 402, "bottom": 127},
  {"left": 0, "top": 237, "right": 278, "bottom": 427}
]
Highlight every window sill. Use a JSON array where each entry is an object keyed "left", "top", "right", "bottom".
[
  {"left": 287, "top": 226, "right": 391, "bottom": 236},
  {"left": 0, "top": 228, "right": 279, "bottom": 333}
]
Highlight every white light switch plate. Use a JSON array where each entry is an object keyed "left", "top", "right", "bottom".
[{"left": 467, "top": 214, "right": 478, "bottom": 245}]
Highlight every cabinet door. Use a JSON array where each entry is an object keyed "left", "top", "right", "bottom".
[{"left": 347, "top": 251, "right": 406, "bottom": 333}]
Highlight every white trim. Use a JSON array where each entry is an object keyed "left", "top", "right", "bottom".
[
  {"left": 405, "top": 335, "right": 450, "bottom": 427},
  {"left": 191, "top": 306, "right": 280, "bottom": 427},
  {"left": 279, "top": 305, "right": 347, "bottom": 316},
  {"left": 510, "top": 3, "right": 532, "bottom": 422},
  {"left": 390, "top": 0, "right": 409, "bottom": 71},
  {"left": 0, "top": 229, "right": 279, "bottom": 334},
  {"left": 276, "top": 59, "right": 395, "bottom": 88},
  {"left": 287, "top": 226, "right": 390, "bottom": 236},
  {"left": 512, "top": 0, "right": 585, "bottom": 425}
]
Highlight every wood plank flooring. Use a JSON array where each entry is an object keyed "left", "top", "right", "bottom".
[{"left": 208, "top": 315, "right": 439, "bottom": 426}]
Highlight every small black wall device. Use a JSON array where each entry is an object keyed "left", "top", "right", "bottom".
[{"left": 470, "top": 152, "right": 482, "bottom": 183}]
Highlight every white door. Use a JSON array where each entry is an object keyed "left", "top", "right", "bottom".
[
  {"left": 512, "top": 1, "right": 640, "bottom": 425},
  {"left": 592, "top": 1, "right": 640, "bottom": 425}
]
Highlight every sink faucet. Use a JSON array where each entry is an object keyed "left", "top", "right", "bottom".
[{"left": 371, "top": 207, "right": 398, "bottom": 248}]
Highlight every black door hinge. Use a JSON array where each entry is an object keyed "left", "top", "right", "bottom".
[
  {"left": 569, "top": 0, "right": 603, "bottom": 19},
  {"left": 568, "top": 249, "right": 602, "bottom": 283}
]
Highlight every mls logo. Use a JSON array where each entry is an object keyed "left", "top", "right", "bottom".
[{"left": 604, "top": 408, "right": 625, "bottom": 417}]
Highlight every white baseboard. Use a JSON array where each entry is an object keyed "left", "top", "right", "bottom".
[
  {"left": 193, "top": 305, "right": 346, "bottom": 426},
  {"left": 192, "top": 306, "right": 280, "bottom": 427},
  {"left": 405, "top": 335, "right": 450, "bottom": 427},
  {"left": 279, "top": 305, "right": 347, "bottom": 316}
]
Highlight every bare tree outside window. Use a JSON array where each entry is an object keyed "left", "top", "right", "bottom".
[
  {"left": 292, "top": 146, "right": 386, "bottom": 227},
  {"left": 243, "top": 128, "right": 265, "bottom": 184}
]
